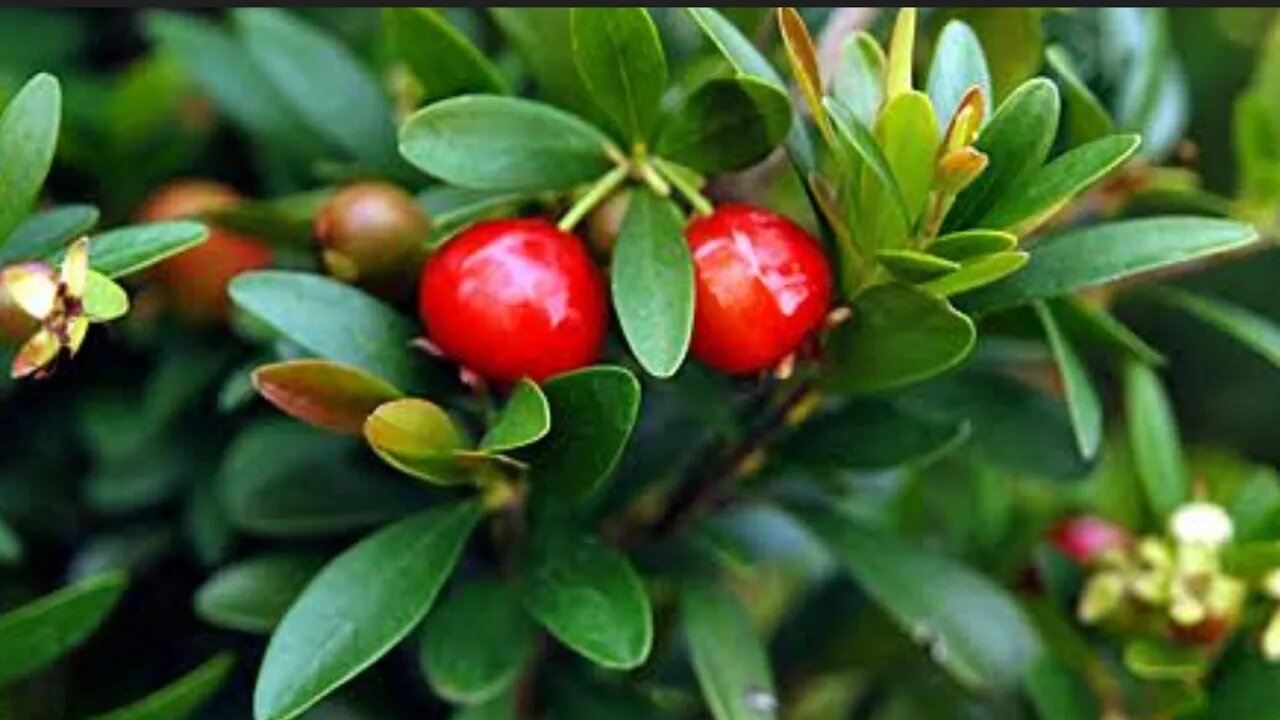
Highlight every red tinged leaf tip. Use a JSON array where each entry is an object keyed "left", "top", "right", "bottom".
[
  {"left": 1049, "top": 515, "right": 1132, "bottom": 564},
  {"left": 685, "top": 204, "right": 832, "bottom": 375},
  {"left": 418, "top": 219, "right": 607, "bottom": 384}
]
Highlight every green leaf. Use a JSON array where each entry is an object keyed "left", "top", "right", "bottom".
[
  {"left": 83, "top": 271, "right": 130, "bottom": 322},
  {"left": 400, "top": 95, "right": 615, "bottom": 192},
  {"left": 978, "top": 134, "right": 1141, "bottom": 234},
  {"left": 0, "top": 204, "right": 98, "bottom": 264},
  {"left": 0, "top": 74, "right": 60, "bottom": 250},
  {"left": 825, "top": 97, "right": 911, "bottom": 227},
  {"left": 1206, "top": 657, "right": 1280, "bottom": 720},
  {"left": 195, "top": 554, "right": 325, "bottom": 634},
  {"left": 920, "top": 251, "right": 1028, "bottom": 297},
  {"left": 571, "top": 8, "right": 666, "bottom": 141},
  {"left": 229, "top": 271, "right": 432, "bottom": 392},
  {"left": 489, "top": 9, "right": 603, "bottom": 125},
  {"left": 1053, "top": 298, "right": 1164, "bottom": 365},
  {"left": 959, "top": 217, "right": 1258, "bottom": 313},
  {"left": 876, "top": 250, "right": 960, "bottom": 282},
  {"left": 83, "top": 221, "right": 208, "bottom": 279},
  {"left": 1034, "top": 302, "right": 1102, "bottom": 458},
  {"left": 0, "top": 572, "right": 126, "bottom": 683},
  {"left": 89, "top": 653, "right": 234, "bottom": 720},
  {"left": 481, "top": 379, "right": 552, "bottom": 453},
  {"left": 612, "top": 189, "right": 694, "bottom": 378},
  {"left": 776, "top": 399, "right": 968, "bottom": 472},
  {"left": 201, "top": 190, "right": 332, "bottom": 250},
  {"left": 234, "top": 9, "right": 398, "bottom": 170},
  {"left": 681, "top": 578, "right": 776, "bottom": 720},
  {"left": 252, "top": 359, "right": 404, "bottom": 436},
  {"left": 219, "top": 420, "right": 428, "bottom": 537},
  {"left": 384, "top": 8, "right": 507, "bottom": 104},
  {"left": 363, "top": 398, "right": 469, "bottom": 486},
  {"left": 938, "top": 9, "right": 1044, "bottom": 101},
  {"left": 1046, "top": 45, "right": 1114, "bottom": 147},
  {"left": 823, "top": 283, "right": 976, "bottom": 395},
  {"left": 1141, "top": 287, "right": 1280, "bottom": 368},
  {"left": 927, "top": 20, "right": 993, "bottom": 126},
  {"left": 1124, "top": 361, "right": 1187, "bottom": 519},
  {"left": 524, "top": 531, "right": 651, "bottom": 670},
  {"left": 1123, "top": 638, "right": 1208, "bottom": 681},
  {"left": 944, "top": 78, "right": 1060, "bottom": 232},
  {"left": 833, "top": 32, "right": 885, "bottom": 128},
  {"left": 527, "top": 366, "right": 641, "bottom": 502},
  {"left": 928, "top": 229, "right": 1017, "bottom": 261},
  {"left": 1024, "top": 655, "right": 1099, "bottom": 720},
  {"left": 453, "top": 692, "right": 516, "bottom": 720},
  {"left": 864, "top": 91, "right": 939, "bottom": 249},
  {"left": 421, "top": 577, "right": 532, "bottom": 704},
  {"left": 789, "top": 502, "right": 1040, "bottom": 689},
  {"left": 655, "top": 76, "right": 791, "bottom": 175},
  {"left": 255, "top": 501, "right": 481, "bottom": 720}
]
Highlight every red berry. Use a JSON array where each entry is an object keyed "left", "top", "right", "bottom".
[
  {"left": 140, "top": 180, "right": 272, "bottom": 324},
  {"left": 1049, "top": 515, "right": 1132, "bottom": 564},
  {"left": 686, "top": 204, "right": 832, "bottom": 374},
  {"left": 418, "top": 219, "right": 607, "bottom": 384}
]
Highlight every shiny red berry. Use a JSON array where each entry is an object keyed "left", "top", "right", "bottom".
[
  {"left": 1049, "top": 515, "right": 1132, "bottom": 564},
  {"left": 418, "top": 219, "right": 607, "bottom": 384},
  {"left": 686, "top": 204, "right": 832, "bottom": 375}
]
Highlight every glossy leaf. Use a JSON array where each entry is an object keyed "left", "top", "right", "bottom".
[
  {"left": 825, "top": 97, "right": 911, "bottom": 226},
  {"left": 1046, "top": 45, "right": 1114, "bottom": 147},
  {"left": 527, "top": 366, "right": 640, "bottom": 501},
  {"left": 655, "top": 76, "right": 791, "bottom": 175},
  {"left": 252, "top": 359, "right": 404, "bottom": 436},
  {"left": 1142, "top": 287, "right": 1280, "bottom": 368},
  {"left": 89, "top": 653, "right": 234, "bottom": 720},
  {"left": 229, "top": 271, "right": 431, "bottom": 392},
  {"left": 480, "top": 378, "right": 551, "bottom": 452},
  {"left": 83, "top": 221, "right": 208, "bottom": 279},
  {"left": 928, "top": 229, "right": 1017, "bottom": 260},
  {"left": 0, "top": 204, "right": 98, "bottom": 264},
  {"left": 570, "top": 8, "right": 666, "bottom": 141},
  {"left": 960, "top": 217, "right": 1257, "bottom": 313},
  {"left": 1124, "top": 361, "right": 1188, "bottom": 519},
  {"left": 400, "top": 95, "right": 615, "bottom": 192},
  {"left": 833, "top": 32, "right": 885, "bottom": 127},
  {"left": 790, "top": 502, "right": 1040, "bottom": 689},
  {"left": 363, "top": 398, "right": 469, "bottom": 485},
  {"left": 255, "top": 501, "right": 481, "bottom": 720},
  {"left": 940, "top": 9, "right": 1044, "bottom": 101},
  {"left": 420, "top": 577, "right": 532, "bottom": 704},
  {"left": 524, "top": 531, "right": 652, "bottom": 669},
  {"left": 681, "top": 578, "right": 777, "bottom": 720},
  {"left": 866, "top": 91, "right": 939, "bottom": 248},
  {"left": 979, "top": 134, "right": 1141, "bottom": 233},
  {"left": 927, "top": 20, "right": 993, "bottom": 127},
  {"left": 0, "top": 572, "right": 126, "bottom": 683},
  {"left": 195, "top": 554, "right": 325, "bottom": 634},
  {"left": 384, "top": 8, "right": 507, "bottom": 104},
  {"left": 0, "top": 74, "right": 60, "bottom": 250},
  {"left": 823, "top": 283, "right": 976, "bottom": 395},
  {"left": 877, "top": 250, "right": 959, "bottom": 282},
  {"left": 612, "top": 189, "right": 694, "bottom": 378},
  {"left": 944, "top": 78, "right": 1060, "bottom": 232},
  {"left": 921, "top": 252, "right": 1028, "bottom": 297},
  {"left": 83, "top": 271, "right": 130, "bottom": 322},
  {"left": 777, "top": 399, "right": 968, "bottom": 472},
  {"left": 1034, "top": 302, "right": 1102, "bottom": 458}
]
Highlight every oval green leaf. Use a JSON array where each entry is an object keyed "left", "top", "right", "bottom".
[
  {"left": 1034, "top": 302, "right": 1102, "bottom": 459},
  {"left": 84, "top": 221, "right": 209, "bottom": 279},
  {"left": 363, "top": 398, "right": 470, "bottom": 485},
  {"left": 825, "top": 97, "right": 911, "bottom": 227},
  {"left": 1024, "top": 655, "right": 1099, "bottom": 720},
  {"left": 1124, "top": 361, "right": 1188, "bottom": 519},
  {"left": 926, "top": 20, "right": 993, "bottom": 127},
  {"left": 83, "top": 271, "right": 130, "bottom": 322},
  {"left": 252, "top": 359, "right": 404, "bottom": 436},
  {"left": 0, "top": 73, "right": 60, "bottom": 251},
  {"left": 480, "top": 378, "right": 551, "bottom": 453},
  {"left": 89, "top": 653, "right": 234, "bottom": 720},
  {"left": 400, "top": 95, "right": 615, "bottom": 192},
  {"left": 865, "top": 91, "right": 939, "bottom": 249},
  {"left": 420, "top": 577, "right": 533, "bottom": 704},
  {"left": 384, "top": 8, "right": 507, "bottom": 104},
  {"left": 195, "top": 554, "right": 326, "bottom": 634},
  {"left": 0, "top": 571, "right": 126, "bottom": 683},
  {"left": 612, "top": 189, "right": 694, "bottom": 378},
  {"left": 1046, "top": 45, "right": 1114, "bottom": 148},
  {"left": 833, "top": 32, "right": 886, "bottom": 128},
  {"left": 0, "top": 204, "right": 98, "bottom": 264},
  {"left": 1055, "top": 297, "right": 1164, "bottom": 365},
  {"left": 1141, "top": 286, "right": 1280, "bottom": 368},
  {"left": 876, "top": 249, "right": 960, "bottom": 282},
  {"left": 655, "top": 76, "right": 791, "bottom": 175},
  {"left": 571, "top": 8, "right": 666, "bottom": 141},
  {"left": 254, "top": 501, "right": 481, "bottom": 720},
  {"left": 524, "top": 531, "right": 652, "bottom": 670},
  {"left": 681, "top": 578, "right": 776, "bottom": 720},
  {"left": 920, "top": 251, "right": 1028, "bottom": 297},
  {"left": 928, "top": 229, "right": 1017, "bottom": 261}
]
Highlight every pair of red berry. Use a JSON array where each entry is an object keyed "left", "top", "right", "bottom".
[{"left": 418, "top": 204, "right": 833, "bottom": 383}]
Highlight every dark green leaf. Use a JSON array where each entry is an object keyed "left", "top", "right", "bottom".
[
  {"left": 81, "top": 221, "right": 208, "bottom": 279},
  {"left": 201, "top": 190, "right": 331, "bottom": 250},
  {"left": 1024, "top": 655, "right": 1098, "bottom": 720},
  {"left": 1206, "top": 656, "right": 1280, "bottom": 720},
  {"left": 0, "top": 204, "right": 98, "bottom": 264},
  {"left": 1053, "top": 298, "right": 1164, "bottom": 365},
  {"left": 255, "top": 501, "right": 481, "bottom": 720},
  {"left": 823, "top": 283, "right": 976, "bottom": 395},
  {"left": 453, "top": 691, "right": 516, "bottom": 720},
  {"left": 776, "top": 399, "right": 968, "bottom": 472},
  {"left": 89, "top": 653, "right": 234, "bottom": 720},
  {"left": 384, "top": 8, "right": 507, "bottom": 104},
  {"left": 571, "top": 8, "right": 666, "bottom": 141},
  {"left": 480, "top": 379, "right": 551, "bottom": 453},
  {"left": 928, "top": 229, "right": 1017, "bottom": 261},
  {"left": 229, "top": 271, "right": 432, "bottom": 392},
  {"left": 0, "top": 572, "right": 126, "bottom": 683},
  {"left": 1124, "top": 361, "right": 1187, "bottom": 518},
  {"left": 960, "top": 218, "right": 1257, "bottom": 313},
  {"left": 524, "top": 531, "right": 651, "bottom": 670},
  {"left": 488, "top": 9, "right": 602, "bottom": 125},
  {"left": 0, "top": 73, "right": 60, "bottom": 250},
  {"left": 1034, "top": 302, "right": 1102, "bottom": 458},
  {"left": 400, "top": 95, "right": 615, "bottom": 192},
  {"left": 195, "top": 554, "right": 325, "bottom": 634},
  {"left": 920, "top": 252, "right": 1028, "bottom": 297},
  {"left": 656, "top": 77, "right": 790, "bottom": 175},
  {"left": 527, "top": 366, "right": 641, "bottom": 502},
  {"left": 421, "top": 578, "right": 532, "bottom": 704},
  {"left": 944, "top": 78, "right": 1060, "bottom": 232},
  {"left": 926, "top": 20, "right": 993, "bottom": 126},
  {"left": 681, "top": 578, "right": 776, "bottom": 720},
  {"left": 1141, "top": 287, "right": 1280, "bottom": 368},
  {"left": 612, "top": 189, "right": 694, "bottom": 378},
  {"left": 790, "top": 502, "right": 1040, "bottom": 689},
  {"left": 1046, "top": 45, "right": 1114, "bottom": 147}
]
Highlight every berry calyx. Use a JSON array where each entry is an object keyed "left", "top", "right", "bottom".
[
  {"left": 1049, "top": 515, "right": 1132, "bottom": 564},
  {"left": 418, "top": 219, "right": 607, "bottom": 384},
  {"left": 139, "top": 180, "right": 272, "bottom": 324},
  {"left": 313, "top": 181, "right": 432, "bottom": 297},
  {"left": 685, "top": 204, "right": 832, "bottom": 375}
]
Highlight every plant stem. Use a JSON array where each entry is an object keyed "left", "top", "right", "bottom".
[
  {"left": 653, "top": 157, "right": 713, "bottom": 216},
  {"left": 556, "top": 164, "right": 630, "bottom": 232}
]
